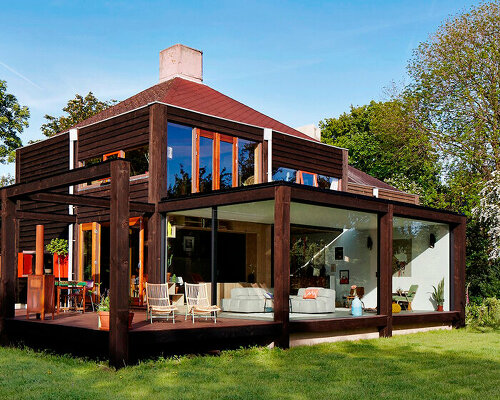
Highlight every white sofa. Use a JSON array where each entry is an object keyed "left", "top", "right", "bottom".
[
  {"left": 222, "top": 287, "right": 272, "bottom": 313},
  {"left": 290, "top": 287, "right": 336, "bottom": 313}
]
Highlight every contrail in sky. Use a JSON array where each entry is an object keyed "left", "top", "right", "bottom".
[{"left": 0, "top": 60, "right": 42, "bottom": 90}]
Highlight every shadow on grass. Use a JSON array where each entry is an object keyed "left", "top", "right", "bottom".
[{"left": 0, "top": 330, "right": 499, "bottom": 400}]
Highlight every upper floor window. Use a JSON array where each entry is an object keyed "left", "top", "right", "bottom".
[
  {"left": 273, "top": 166, "right": 339, "bottom": 190},
  {"left": 167, "top": 122, "right": 193, "bottom": 197},
  {"left": 81, "top": 145, "right": 149, "bottom": 187},
  {"left": 166, "top": 122, "right": 260, "bottom": 198}
]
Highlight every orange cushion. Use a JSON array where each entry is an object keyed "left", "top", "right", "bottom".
[{"left": 303, "top": 288, "right": 319, "bottom": 299}]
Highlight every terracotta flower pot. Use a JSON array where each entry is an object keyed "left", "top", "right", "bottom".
[
  {"left": 98, "top": 311, "right": 109, "bottom": 331},
  {"left": 98, "top": 311, "right": 134, "bottom": 330},
  {"left": 437, "top": 305, "right": 444, "bottom": 312}
]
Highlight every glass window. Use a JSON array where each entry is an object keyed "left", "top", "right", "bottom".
[
  {"left": 290, "top": 202, "right": 378, "bottom": 319},
  {"left": 219, "top": 139, "right": 233, "bottom": 190},
  {"left": 298, "top": 171, "right": 316, "bottom": 186},
  {"left": 393, "top": 217, "right": 450, "bottom": 312},
  {"left": 125, "top": 145, "right": 149, "bottom": 177},
  {"left": 167, "top": 122, "right": 193, "bottom": 197},
  {"left": 238, "top": 139, "right": 258, "bottom": 186},
  {"left": 199, "top": 134, "right": 213, "bottom": 192},
  {"left": 273, "top": 167, "right": 297, "bottom": 182},
  {"left": 318, "top": 175, "right": 339, "bottom": 190}
]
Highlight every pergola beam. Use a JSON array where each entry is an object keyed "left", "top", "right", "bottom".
[
  {"left": 6, "top": 162, "right": 113, "bottom": 198},
  {"left": 24, "top": 192, "right": 155, "bottom": 214},
  {"left": 16, "top": 211, "right": 76, "bottom": 223}
]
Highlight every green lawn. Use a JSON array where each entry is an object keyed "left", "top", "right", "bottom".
[{"left": 0, "top": 329, "right": 499, "bottom": 400}]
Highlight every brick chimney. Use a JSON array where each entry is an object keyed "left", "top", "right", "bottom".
[{"left": 159, "top": 44, "right": 203, "bottom": 83}]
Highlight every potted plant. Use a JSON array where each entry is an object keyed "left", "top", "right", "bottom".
[
  {"left": 46, "top": 238, "right": 68, "bottom": 280},
  {"left": 431, "top": 278, "right": 445, "bottom": 311},
  {"left": 97, "top": 293, "right": 110, "bottom": 331},
  {"left": 97, "top": 293, "right": 134, "bottom": 330}
]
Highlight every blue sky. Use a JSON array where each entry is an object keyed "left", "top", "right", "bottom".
[{"left": 0, "top": 0, "right": 480, "bottom": 176}]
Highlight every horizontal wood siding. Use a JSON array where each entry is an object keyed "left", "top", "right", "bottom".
[
  {"left": 347, "top": 182, "right": 420, "bottom": 205},
  {"left": 78, "top": 107, "right": 150, "bottom": 161},
  {"left": 167, "top": 106, "right": 263, "bottom": 142},
  {"left": 76, "top": 179, "right": 149, "bottom": 223},
  {"left": 17, "top": 134, "right": 70, "bottom": 250},
  {"left": 272, "top": 132, "right": 343, "bottom": 178},
  {"left": 347, "top": 182, "right": 373, "bottom": 196}
]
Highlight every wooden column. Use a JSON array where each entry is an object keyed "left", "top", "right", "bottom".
[
  {"left": 109, "top": 160, "right": 130, "bottom": 368},
  {"left": 147, "top": 103, "right": 167, "bottom": 283},
  {"left": 0, "top": 191, "right": 16, "bottom": 341},
  {"left": 35, "top": 225, "right": 44, "bottom": 275},
  {"left": 378, "top": 205, "right": 393, "bottom": 337},
  {"left": 453, "top": 217, "right": 467, "bottom": 327},
  {"left": 211, "top": 207, "right": 218, "bottom": 305},
  {"left": 273, "top": 185, "right": 291, "bottom": 348},
  {"left": 340, "top": 149, "right": 349, "bottom": 192}
]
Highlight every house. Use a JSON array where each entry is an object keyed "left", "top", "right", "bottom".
[{"left": 0, "top": 44, "right": 466, "bottom": 367}]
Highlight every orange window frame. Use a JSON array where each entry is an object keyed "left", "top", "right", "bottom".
[
  {"left": 296, "top": 170, "right": 318, "bottom": 187},
  {"left": 103, "top": 150, "right": 125, "bottom": 161},
  {"left": 194, "top": 129, "right": 238, "bottom": 192}
]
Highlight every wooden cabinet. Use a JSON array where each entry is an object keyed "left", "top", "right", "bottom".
[{"left": 27, "top": 275, "right": 55, "bottom": 320}]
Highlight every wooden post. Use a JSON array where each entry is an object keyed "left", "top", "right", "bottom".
[
  {"left": 0, "top": 190, "right": 16, "bottom": 341},
  {"left": 273, "top": 185, "right": 291, "bottom": 348},
  {"left": 340, "top": 149, "right": 349, "bottom": 192},
  {"left": 35, "top": 225, "right": 44, "bottom": 275},
  {"left": 453, "top": 217, "right": 467, "bottom": 327},
  {"left": 378, "top": 205, "right": 393, "bottom": 337},
  {"left": 211, "top": 207, "right": 218, "bottom": 305},
  {"left": 138, "top": 218, "right": 145, "bottom": 305},
  {"left": 109, "top": 159, "right": 130, "bottom": 368},
  {"left": 147, "top": 103, "right": 167, "bottom": 283}
]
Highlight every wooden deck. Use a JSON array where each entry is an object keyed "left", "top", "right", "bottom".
[{"left": 6, "top": 310, "right": 281, "bottom": 361}]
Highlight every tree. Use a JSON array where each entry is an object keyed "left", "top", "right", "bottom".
[
  {"left": 320, "top": 98, "right": 443, "bottom": 207},
  {"left": 0, "top": 80, "right": 29, "bottom": 163},
  {"left": 0, "top": 173, "right": 15, "bottom": 187},
  {"left": 41, "top": 92, "right": 117, "bottom": 137},
  {"left": 409, "top": 1, "right": 500, "bottom": 184}
]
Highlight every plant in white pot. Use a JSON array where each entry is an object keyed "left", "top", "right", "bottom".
[{"left": 45, "top": 238, "right": 68, "bottom": 280}]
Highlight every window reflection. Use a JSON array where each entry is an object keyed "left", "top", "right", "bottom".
[
  {"left": 238, "top": 139, "right": 258, "bottom": 186},
  {"left": 167, "top": 122, "right": 193, "bottom": 197}
]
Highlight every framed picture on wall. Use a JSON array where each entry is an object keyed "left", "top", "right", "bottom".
[
  {"left": 335, "top": 247, "right": 344, "bottom": 260},
  {"left": 183, "top": 236, "right": 195, "bottom": 252},
  {"left": 339, "top": 269, "right": 349, "bottom": 284}
]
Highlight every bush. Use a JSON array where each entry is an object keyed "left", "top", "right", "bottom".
[{"left": 466, "top": 297, "right": 500, "bottom": 328}]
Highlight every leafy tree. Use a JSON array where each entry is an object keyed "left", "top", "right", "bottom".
[
  {"left": 41, "top": 92, "right": 117, "bottom": 137},
  {"left": 320, "top": 99, "right": 443, "bottom": 207},
  {"left": 408, "top": 1, "right": 500, "bottom": 185},
  {"left": 0, "top": 173, "right": 15, "bottom": 187},
  {"left": 0, "top": 80, "right": 29, "bottom": 163}
]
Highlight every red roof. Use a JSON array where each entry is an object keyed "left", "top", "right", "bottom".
[
  {"left": 74, "top": 77, "right": 314, "bottom": 140},
  {"left": 348, "top": 165, "right": 399, "bottom": 191}
]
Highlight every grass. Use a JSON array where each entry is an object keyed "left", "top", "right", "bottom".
[{"left": 0, "top": 329, "right": 499, "bottom": 400}]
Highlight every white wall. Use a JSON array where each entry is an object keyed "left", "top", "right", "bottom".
[
  {"left": 392, "top": 222, "right": 450, "bottom": 311},
  {"left": 326, "top": 228, "right": 378, "bottom": 308}
]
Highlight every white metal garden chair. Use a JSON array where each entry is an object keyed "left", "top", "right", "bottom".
[
  {"left": 185, "top": 283, "right": 221, "bottom": 323},
  {"left": 145, "top": 283, "right": 178, "bottom": 324}
]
